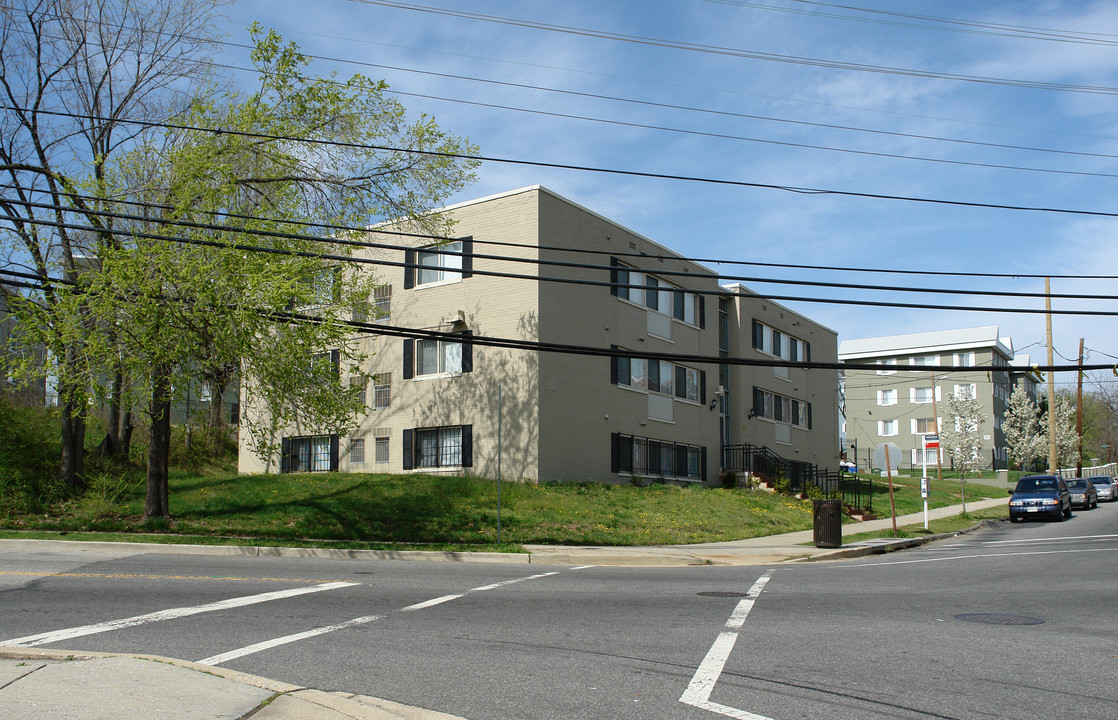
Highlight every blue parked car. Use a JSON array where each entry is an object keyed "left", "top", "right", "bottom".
[{"left": 1008, "top": 475, "right": 1072, "bottom": 522}]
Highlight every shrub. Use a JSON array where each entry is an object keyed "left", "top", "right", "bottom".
[{"left": 0, "top": 398, "right": 63, "bottom": 513}]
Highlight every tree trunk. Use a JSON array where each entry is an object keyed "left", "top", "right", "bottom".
[
  {"left": 59, "top": 400, "right": 86, "bottom": 492},
  {"left": 207, "top": 377, "right": 230, "bottom": 456},
  {"left": 208, "top": 378, "right": 227, "bottom": 430},
  {"left": 144, "top": 363, "right": 173, "bottom": 521},
  {"left": 121, "top": 409, "right": 134, "bottom": 456},
  {"left": 102, "top": 369, "right": 124, "bottom": 455}
]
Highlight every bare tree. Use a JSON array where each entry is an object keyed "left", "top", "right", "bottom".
[{"left": 0, "top": 0, "right": 228, "bottom": 488}]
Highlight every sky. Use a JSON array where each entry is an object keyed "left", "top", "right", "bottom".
[{"left": 220, "top": 0, "right": 1118, "bottom": 393}]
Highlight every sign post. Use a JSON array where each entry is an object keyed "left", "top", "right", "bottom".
[{"left": 922, "top": 434, "right": 939, "bottom": 530}]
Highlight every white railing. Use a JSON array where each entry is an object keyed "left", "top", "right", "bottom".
[{"left": 1056, "top": 462, "right": 1117, "bottom": 479}]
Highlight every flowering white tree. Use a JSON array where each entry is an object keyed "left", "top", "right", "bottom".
[
  {"left": 1003, "top": 387, "right": 1045, "bottom": 470},
  {"left": 941, "top": 389, "right": 988, "bottom": 512},
  {"left": 1042, "top": 394, "right": 1081, "bottom": 470},
  {"left": 941, "top": 391, "right": 988, "bottom": 476}
]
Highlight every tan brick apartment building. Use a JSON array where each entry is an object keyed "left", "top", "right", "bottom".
[{"left": 238, "top": 186, "right": 839, "bottom": 483}]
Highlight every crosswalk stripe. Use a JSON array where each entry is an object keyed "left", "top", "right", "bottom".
[{"left": 2, "top": 581, "right": 359, "bottom": 647}]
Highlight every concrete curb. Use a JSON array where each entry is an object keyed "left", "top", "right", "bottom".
[{"left": 0, "top": 538, "right": 530, "bottom": 564}]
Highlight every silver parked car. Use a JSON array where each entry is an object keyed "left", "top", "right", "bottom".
[
  {"left": 1086, "top": 475, "right": 1117, "bottom": 502},
  {"left": 1066, "top": 478, "right": 1098, "bottom": 509}
]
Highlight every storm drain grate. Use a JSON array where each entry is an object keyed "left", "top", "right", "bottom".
[
  {"left": 955, "top": 613, "right": 1044, "bottom": 626},
  {"left": 698, "top": 591, "right": 749, "bottom": 598}
]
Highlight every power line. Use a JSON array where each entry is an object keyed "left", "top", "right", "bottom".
[
  {"left": 706, "top": 0, "right": 1118, "bottom": 47},
  {"left": 346, "top": 0, "right": 1118, "bottom": 96},
  {"left": 11, "top": 180, "right": 1118, "bottom": 282},
  {"left": 6, "top": 194, "right": 1118, "bottom": 315},
  {"left": 9, "top": 104, "right": 1118, "bottom": 220},
  {"left": 390, "top": 89, "right": 1118, "bottom": 181},
  {"left": 197, "top": 44, "right": 1118, "bottom": 169},
  {"left": 3, "top": 267, "right": 1111, "bottom": 375}
]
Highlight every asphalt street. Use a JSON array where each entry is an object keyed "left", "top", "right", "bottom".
[{"left": 1, "top": 505, "right": 1115, "bottom": 720}]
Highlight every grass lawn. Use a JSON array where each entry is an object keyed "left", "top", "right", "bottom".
[
  {"left": 840, "top": 506, "right": 1009, "bottom": 544},
  {"left": 0, "top": 467, "right": 1006, "bottom": 551},
  {"left": 859, "top": 473, "right": 1006, "bottom": 518}
]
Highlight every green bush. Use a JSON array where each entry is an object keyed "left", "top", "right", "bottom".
[{"left": 0, "top": 398, "right": 64, "bottom": 513}]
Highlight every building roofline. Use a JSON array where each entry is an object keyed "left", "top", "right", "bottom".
[
  {"left": 416, "top": 185, "right": 720, "bottom": 277},
  {"left": 721, "top": 283, "right": 839, "bottom": 335},
  {"left": 838, "top": 325, "right": 1014, "bottom": 361}
]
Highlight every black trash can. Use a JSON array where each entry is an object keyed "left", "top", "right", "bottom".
[{"left": 812, "top": 499, "right": 842, "bottom": 548}]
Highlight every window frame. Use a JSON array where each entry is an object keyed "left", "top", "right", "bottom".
[
  {"left": 349, "top": 437, "right": 365, "bottom": 465},
  {"left": 281, "top": 434, "right": 339, "bottom": 473},
  {"left": 403, "top": 425, "right": 473, "bottom": 470},
  {"left": 404, "top": 238, "right": 473, "bottom": 290}
]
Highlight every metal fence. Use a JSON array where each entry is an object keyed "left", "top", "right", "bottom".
[{"left": 722, "top": 444, "right": 872, "bottom": 512}]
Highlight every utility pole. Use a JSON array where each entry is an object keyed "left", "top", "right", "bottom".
[
  {"left": 1076, "top": 338, "right": 1084, "bottom": 477},
  {"left": 1046, "top": 278, "right": 1057, "bottom": 475}
]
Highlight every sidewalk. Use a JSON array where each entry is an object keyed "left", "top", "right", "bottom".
[
  {"left": 0, "top": 497, "right": 1007, "bottom": 719},
  {"left": 0, "top": 648, "right": 468, "bottom": 720},
  {"left": 523, "top": 496, "right": 1009, "bottom": 566}
]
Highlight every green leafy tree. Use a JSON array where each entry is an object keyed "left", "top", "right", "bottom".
[
  {"left": 0, "top": 0, "right": 230, "bottom": 488},
  {"left": 88, "top": 26, "right": 478, "bottom": 519}
]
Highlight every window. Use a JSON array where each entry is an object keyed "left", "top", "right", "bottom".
[
  {"left": 955, "top": 383, "right": 976, "bottom": 399},
  {"left": 611, "top": 432, "right": 705, "bottom": 481},
  {"left": 877, "top": 389, "right": 897, "bottom": 406},
  {"left": 374, "top": 436, "right": 390, "bottom": 464},
  {"left": 876, "top": 359, "right": 897, "bottom": 375},
  {"left": 418, "top": 339, "right": 460, "bottom": 375},
  {"left": 418, "top": 240, "right": 462, "bottom": 285},
  {"left": 954, "top": 351, "right": 975, "bottom": 367},
  {"left": 404, "top": 238, "right": 472, "bottom": 289},
  {"left": 281, "top": 435, "right": 338, "bottom": 473},
  {"left": 673, "top": 290, "right": 696, "bottom": 325},
  {"left": 612, "top": 259, "right": 703, "bottom": 327},
  {"left": 912, "top": 386, "right": 937, "bottom": 403},
  {"left": 648, "top": 359, "right": 674, "bottom": 396},
  {"left": 373, "top": 285, "right": 391, "bottom": 322},
  {"left": 752, "top": 386, "right": 811, "bottom": 428},
  {"left": 403, "top": 334, "right": 472, "bottom": 379},
  {"left": 350, "top": 438, "right": 365, "bottom": 465},
  {"left": 911, "top": 354, "right": 939, "bottom": 367},
  {"left": 878, "top": 420, "right": 898, "bottom": 437},
  {"left": 677, "top": 366, "right": 700, "bottom": 402},
  {"left": 915, "top": 417, "right": 937, "bottom": 434},
  {"left": 403, "top": 425, "right": 472, "bottom": 469},
  {"left": 791, "top": 400, "right": 810, "bottom": 428},
  {"left": 298, "top": 267, "right": 339, "bottom": 308},
  {"left": 751, "top": 320, "right": 809, "bottom": 361},
  {"left": 912, "top": 448, "right": 940, "bottom": 465},
  {"left": 373, "top": 373, "right": 392, "bottom": 409},
  {"left": 614, "top": 353, "right": 704, "bottom": 402}
]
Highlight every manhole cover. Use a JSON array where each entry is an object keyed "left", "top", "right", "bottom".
[
  {"left": 697, "top": 591, "right": 749, "bottom": 598},
  {"left": 955, "top": 613, "right": 1044, "bottom": 626}
]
